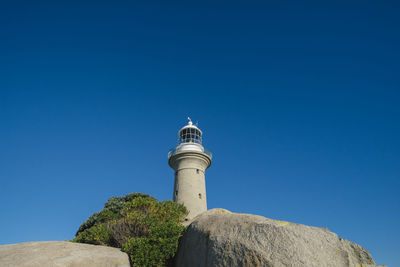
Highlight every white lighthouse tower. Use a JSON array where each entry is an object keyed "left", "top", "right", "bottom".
[{"left": 168, "top": 118, "right": 212, "bottom": 221}]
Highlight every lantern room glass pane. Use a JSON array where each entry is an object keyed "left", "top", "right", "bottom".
[{"left": 179, "top": 127, "right": 202, "bottom": 144}]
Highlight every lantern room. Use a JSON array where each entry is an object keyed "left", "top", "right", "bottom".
[{"left": 178, "top": 119, "right": 202, "bottom": 145}]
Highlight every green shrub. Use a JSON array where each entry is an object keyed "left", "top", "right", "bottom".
[
  {"left": 73, "top": 223, "right": 112, "bottom": 246},
  {"left": 72, "top": 192, "right": 187, "bottom": 266},
  {"left": 76, "top": 192, "right": 154, "bottom": 235}
]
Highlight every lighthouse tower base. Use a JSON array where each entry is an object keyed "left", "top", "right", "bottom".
[{"left": 169, "top": 150, "right": 211, "bottom": 220}]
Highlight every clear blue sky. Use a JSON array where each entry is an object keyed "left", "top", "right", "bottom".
[{"left": 1, "top": 0, "right": 399, "bottom": 266}]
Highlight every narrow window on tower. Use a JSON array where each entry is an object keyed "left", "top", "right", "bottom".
[
  {"left": 196, "top": 169, "right": 200, "bottom": 174},
  {"left": 175, "top": 190, "right": 178, "bottom": 196},
  {"left": 199, "top": 193, "right": 202, "bottom": 199}
]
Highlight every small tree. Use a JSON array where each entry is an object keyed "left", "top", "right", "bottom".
[{"left": 73, "top": 193, "right": 187, "bottom": 266}]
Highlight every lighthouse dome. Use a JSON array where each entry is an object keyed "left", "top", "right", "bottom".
[
  {"left": 178, "top": 119, "right": 202, "bottom": 145},
  {"left": 168, "top": 118, "right": 212, "bottom": 160}
]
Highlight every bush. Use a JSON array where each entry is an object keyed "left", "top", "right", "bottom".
[
  {"left": 72, "top": 193, "right": 187, "bottom": 267},
  {"left": 73, "top": 224, "right": 112, "bottom": 246}
]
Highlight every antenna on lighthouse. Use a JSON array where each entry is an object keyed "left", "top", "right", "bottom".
[{"left": 187, "top": 117, "right": 192, "bottom": 125}]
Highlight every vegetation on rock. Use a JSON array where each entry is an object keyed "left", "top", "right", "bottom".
[{"left": 73, "top": 192, "right": 188, "bottom": 267}]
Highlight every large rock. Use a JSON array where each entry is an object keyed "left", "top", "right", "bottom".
[
  {"left": 0, "top": 241, "right": 130, "bottom": 267},
  {"left": 175, "top": 209, "right": 385, "bottom": 267}
]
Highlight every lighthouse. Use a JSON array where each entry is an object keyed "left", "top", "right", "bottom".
[{"left": 168, "top": 118, "right": 212, "bottom": 220}]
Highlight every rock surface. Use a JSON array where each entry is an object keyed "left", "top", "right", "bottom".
[
  {"left": 0, "top": 241, "right": 130, "bottom": 267},
  {"left": 175, "top": 209, "right": 385, "bottom": 267}
]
